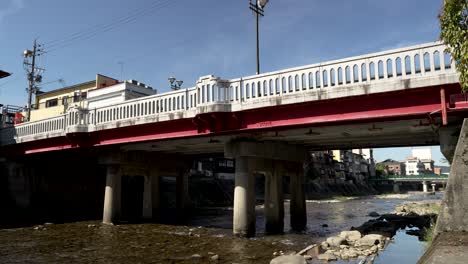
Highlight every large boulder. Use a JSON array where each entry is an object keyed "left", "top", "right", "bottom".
[
  {"left": 270, "top": 255, "right": 306, "bottom": 264},
  {"left": 339, "top": 230, "right": 362, "bottom": 242},
  {"left": 317, "top": 253, "right": 338, "bottom": 261},
  {"left": 355, "top": 234, "right": 385, "bottom": 247},
  {"left": 326, "top": 236, "right": 347, "bottom": 247},
  {"left": 395, "top": 201, "right": 440, "bottom": 216}
]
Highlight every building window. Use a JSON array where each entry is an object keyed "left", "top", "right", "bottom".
[
  {"left": 73, "top": 92, "right": 87, "bottom": 102},
  {"left": 45, "top": 98, "right": 58, "bottom": 108}
]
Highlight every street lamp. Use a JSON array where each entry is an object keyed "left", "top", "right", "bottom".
[
  {"left": 168, "top": 76, "right": 188, "bottom": 109},
  {"left": 249, "top": 0, "right": 269, "bottom": 75},
  {"left": 168, "top": 76, "right": 183, "bottom": 90}
]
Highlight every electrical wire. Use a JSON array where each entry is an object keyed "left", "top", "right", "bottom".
[
  {"left": 44, "top": 0, "right": 176, "bottom": 53},
  {"left": 44, "top": 0, "right": 171, "bottom": 47}
]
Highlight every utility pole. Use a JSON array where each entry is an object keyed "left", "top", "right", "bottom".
[
  {"left": 23, "top": 39, "right": 44, "bottom": 121},
  {"left": 249, "top": 0, "right": 269, "bottom": 75}
]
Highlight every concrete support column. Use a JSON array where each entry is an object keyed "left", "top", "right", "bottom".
[
  {"left": 233, "top": 156, "right": 256, "bottom": 237},
  {"left": 439, "top": 126, "right": 460, "bottom": 163},
  {"left": 142, "top": 175, "right": 152, "bottom": 219},
  {"left": 264, "top": 162, "right": 284, "bottom": 234},
  {"left": 436, "top": 118, "right": 468, "bottom": 234},
  {"left": 225, "top": 140, "right": 306, "bottom": 237},
  {"left": 290, "top": 163, "right": 307, "bottom": 231},
  {"left": 393, "top": 182, "right": 400, "bottom": 193},
  {"left": 6, "top": 163, "right": 32, "bottom": 209},
  {"left": 176, "top": 169, "right": 190, "bottom": 213},
  {"left": 103, "top": 165, "right": 121, "bottom": 224},
  {"left": 422, "top": 181, "right": 428, "bottom": 193},
  {"left": 150, "top": 167, "right": 160, "bottom": 220},
  {"left": 431, "top": 183, "right": 436, "bottom": 192}
]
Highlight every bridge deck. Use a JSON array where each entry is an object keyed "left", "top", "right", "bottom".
[{"left": 0, "top": 41, "right": 464, "bottom": 155}]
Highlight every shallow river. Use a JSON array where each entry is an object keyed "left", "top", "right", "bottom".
[{"left": 0, "top": 192, "right": 442, "bottom": 263}]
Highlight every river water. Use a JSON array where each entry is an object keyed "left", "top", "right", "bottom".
[{"left": 0, "top": 192, "right": 442, "bottom": 263}]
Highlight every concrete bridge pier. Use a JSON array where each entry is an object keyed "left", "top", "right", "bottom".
[
  {"left": 289, "top": 162, "right": 307, "bottom": 231},
  {"left": 422, "top": 181, "right": 429, "bottom": 193},
  {"left": 264, "top": 162, "right": 285, "bottom": 234},
  {"left": 232, "top": 156, "right": 256, "bottom": 237},
  {"left": 435, "top": 118, "right": 468, "bottom": 233},
  {"left": 226, "top": 141, "right": 306, "bottom": 237},
  {"left": 176, "top": 168, "right": 191, "bottom": 217},
  {"left": 393, "top": 182, "right": 400, "bottom": 193},
  {"left": 431, "top": 183, "right": 436, "bottom": 192},
  {"left": 103, "top": 164, "right": 122, "bottom": 224},
  {"left": 142, "top": 174, "right": 153, "bottom": 219},
  {"left": 100, "top": 151, "right": 193, "bottom": 224},
  {"left": 4, "top": 161, "right": 32, "bottom": 210},
  {"left": 149, "top": 166, "right": 160, "bottom": 220},
  {"left": 439, "top": 125, "right": 461, "bottom": 163}
]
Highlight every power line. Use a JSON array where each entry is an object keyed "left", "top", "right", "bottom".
[
  {"left": 44, "top": 0, "right": 175, "bottom": 53},
  {"left": 44, "top": 0, "right": 171, "bottom": 47}
]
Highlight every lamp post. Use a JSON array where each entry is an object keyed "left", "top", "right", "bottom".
[
  {"left": 168, "top": 77, "right": 188, "bottom": 109},
  {"left": 249, "top": 0, "right": 269, "bottom": 75}
]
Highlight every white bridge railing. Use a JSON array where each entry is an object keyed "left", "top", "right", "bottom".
[{"left": 0, "top": 41, "right": 459, "bottom": 146}]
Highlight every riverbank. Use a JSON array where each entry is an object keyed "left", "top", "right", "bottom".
[{"left": 271, "top": 198, "right": 441, "bottom": 263}]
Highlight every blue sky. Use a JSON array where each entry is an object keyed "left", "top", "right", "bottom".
[{"left": 0, "top": 0, "right": 448, "bottom": 165}]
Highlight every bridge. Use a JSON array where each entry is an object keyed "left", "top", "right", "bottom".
[
  {"left": 371, "top": 174, "right": 449, "bottom": 193},
  {"left": 382, "top": 174, "right": 448, "bottom": 183},
  {"left": 0, "top": 41, "right": 466, "bottom": 237}
]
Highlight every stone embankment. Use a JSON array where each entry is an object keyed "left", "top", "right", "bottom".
[{"left": 270, "top": 200, "right": 440, "bottom": 263}]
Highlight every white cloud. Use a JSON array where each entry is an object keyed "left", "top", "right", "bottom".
[{"left": 0, "top": 0, "right": 24, "bottom": 24}]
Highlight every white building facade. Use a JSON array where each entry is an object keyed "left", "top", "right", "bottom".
[
  {"left": 405, "top": 157, "right": 425, "bottom": 175},
  {"left": 87, "top": 80, "right": 155, "bottom": 109}
]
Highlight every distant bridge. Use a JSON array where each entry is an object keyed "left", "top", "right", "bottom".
[{"left": 372, "top": 174, "right": 449, "bottom": 183}]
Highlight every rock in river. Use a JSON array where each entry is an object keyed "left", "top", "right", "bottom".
[
  {"left": 368, "top": 211, "right": 380, "bottom": 217},
  {"left": 317, "top": 252, "right": 338, "bottom": 261},
  {"left": 355, "top": 234, "right": 385, "bottom": 247},
  {"left": 270, "top": 255, "right": 306, "bottom": 264},
  {"left": 326, "top": 236, "right": 347, "bottom": 247},
  {"left": 339, "top": 230, "right": 362, "bottom": 242}
]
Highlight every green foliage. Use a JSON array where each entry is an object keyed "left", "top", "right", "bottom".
[
  {"left": 423, "top": 221, "right": 436, "bottom": 247},
  {"left": 375, "top": 163, "right": 386, "bottom": 176},
  {"left": 439, "top": 0, "right": 468, "bottom": 91}
]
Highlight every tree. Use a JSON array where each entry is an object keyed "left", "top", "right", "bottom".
[
  {"left": 375, "top": 163, "right": 386, "bottom": 177},
  {"left": 439, "top": 0, "right": 468, "bottom": 91}
]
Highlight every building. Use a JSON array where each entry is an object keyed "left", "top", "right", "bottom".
[
  {"left": 193, "top": 157, "right": 235, "bottom": 179},
  {"left": 0, "top": 105, "right": 23, "bottom": 128},
  {"left": 353, "top": 148, "right": 376, "bottom": 177},
  {"left": 332, "top": 149, "right": 373, "bottom": 183},
  {"left": 307, "top": 151, "right": 336, "bottom": 182},
  {"left": 411, "top": 148, "right": 434, "bottom": 174},
  {"left": 378, "top": 159, "right": 405, "bottom": 175},
  {"left": 420, "top": 159, "right": 435, "bottom": 174},
  {"left": 29, "top": 74, "right": 156, "bottom": 122},
  {"left": 87, "top": 80, "right": 155, "bottom": 109},
  {"left": 30, "top": 74, "right": 118, "bottom": 121},
  {"left": 404, "top": 157, "right": 425, "bottom": 175}
]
